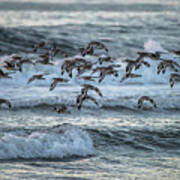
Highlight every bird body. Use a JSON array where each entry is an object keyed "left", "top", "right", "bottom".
[
  {"left": 137, "top": 96, "right": 157, "bottom": 109},
  {"left": 54, "top": 105, "right": 68, "bottom": 114},
  {"left": 0, "top": 69, "right": 11, "bottom": 78},
  {"left": 81, "top": 84, "right": 103, "bottom": 97},
  {"left": 76, "top": 93, "right": 98, "bottom": 110},
  {"left": 49, "top": 77, "right": 69, "bottom": 91},
  {"left": 169, "top": 73, "right": 180, "bottom": 88},
  {"left": 27, "top": 74, "right": 45, "bottom": 84},
  {"left": 0, "top": 99, "right": 11, "bottom": 108}
]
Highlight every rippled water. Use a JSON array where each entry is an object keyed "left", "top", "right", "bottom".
[{"left": 0, "top": 0, "right": 180, "bottom": 179}]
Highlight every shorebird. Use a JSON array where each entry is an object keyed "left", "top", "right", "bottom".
[
  {"left": 136, "top": 52, "right": 148, "bottom": 62},
  {"left": 80, "top": 41, "right": 108, "bottom": 56},
  {"left": 37, "top": 58, "right": 53, "bottom": 65},
  {"left": 49, "top": 77, "right": 69, "bottom": 91},
  {"left": 76, "top": 62, "right": 93, "bottom": 76},
  {"left": 98, "top": 56, "right": 114, "bottom": 64},
  {"left": 62, "top": 58, "right": 92, "bottom": 77},
  {"left": 54, "top": 105, "right": 68, "bottom": 114},
  {"left": 37, "top": 52, "right": 54, "bottom": 65},
  {"left": 98, "top": 69, "right": 118, "bottom": 83},
  {"left": 91, "top": 65, "right": 119, "bottom": 75},
  {"left": 173, "top": 50, "right": 180, "bottom": 56},
  {"left": 169, "top": 73, "right": 180, "bottom": 88},
  {"left": 137, "top": 96, "right": 157, "bottom": 109},
  {"left": 163, "top": 60, "right": 180, "bottom": 68},
  {"left": 61, "top": 60, "right": 75, "bottom": 76},
  {"left": 33, "top": 41, "right": 46, "bottom": 52},
  {"left": 120, "top": 73, "right": 142, "bottom": 83},
  {"left": 52, "top": 48, "right": 60, "bottom": 57},
  {"left": 27, "top": 74, "right": 45, "bottom": 84},
  {"left": 76, "top": 93, "right": 86, "bottom": 107},
  {"left": 0, "top": 69, "right": 11, "bottom": 78},
  {"left": 134, "top": 60, "right": 151, "bottom": 70},
  {"left": 0, "top": 98, "right": 11, "bottom": 108},
  {"left": 136, "top": 51, "right": 161, "bottom": 61},
  {"left": 7, "top": 55, "right": 23, "bottom": 66},
  {"left": 91, "top": 66, "right": 107, "bottom": 75},
  {"left": 3, "top": 61, "right": 16, "bottom": 71},
  {"left": 80, "top": 46, "right": 94, "bottom": 57},
  {"left": 39, "top": 52, "right": 49, "bottom": 59},
  {"left": 81, "top": 84, "right": 103, "bottom": 97},
  {"left": 74, "top": 58, "right": 87, "bottom": 64},
  {"left": 123, "top": 58, "right": 150, "bottom": 73},
  {"left": 61, "top": 60, "right": 70, "bottom": 75},
  {"left": 16, "top": 58, "right": 35, "bottom": 71},
  {"left": 50, "top": 43, "right": 60, "bottom": 57},
  {"left": 157, "top": 62, "right": 165, "bottom": 74},
  {"left": 78, "top": 75, "right": 98, "bottom": 81},
  {"left": 123, "top": 59, "right": 137, "bottom": 74},
  {"left": 11, "top": 55, "right": 22, "bottom": 61},
  {"left": 157, "top": 60, "right": 180, "bottom": 74},
  {"left": 150, "top": 52, "right": 161, "bottom": 60},
  {"left": 76, "top": 94, "right": 84, "bottom": 110},
  {"left": 75, "top": 59, "right": 92, "bottom": 73},
  {"left": 88, "top": 41, "right": 108, "bottom": 53},
  {"left": 76, "top": 93, "right": 98, "bottom": 110}
]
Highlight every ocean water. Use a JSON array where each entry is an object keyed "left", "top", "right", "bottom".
[{"left": 0, "top": 0, "right": 180, "bottom": 179}]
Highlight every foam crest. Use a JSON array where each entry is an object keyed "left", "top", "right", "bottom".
[
  {"left": 144, "top": 39, "right": 167, "bottom": 53},
  {"left": 0, "top": 126, "right": 94, "bottom": 160}
]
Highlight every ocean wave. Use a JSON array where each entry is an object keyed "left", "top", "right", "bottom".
[
  {"left": 0, "top": 124, "right": 94, "bottom": 160},
  {"left": 88, "top": 126, "right": 180, "bottom": 151},
  {"left": 1, "top": 123, "right": 179, "bottom": 161},
  {"left": 0, "top": 27, "right": 76, "bottom": 55}
]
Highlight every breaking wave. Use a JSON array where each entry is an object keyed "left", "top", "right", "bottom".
[{"left": 0, "top": 124, "right": 94, "bottom": 160}]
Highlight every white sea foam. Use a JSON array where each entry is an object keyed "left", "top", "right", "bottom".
[
  {"left": 144, "top": 39, "right": 168, "bottom": 53},
  {"left": 0, "top": 125, "right": 94, "bottom": 160}
]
